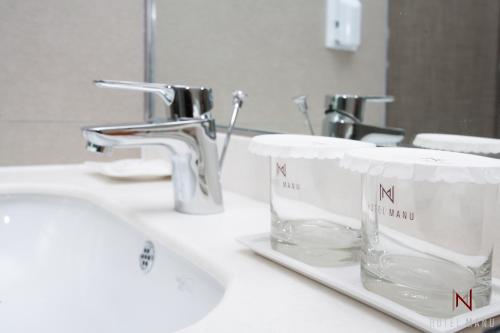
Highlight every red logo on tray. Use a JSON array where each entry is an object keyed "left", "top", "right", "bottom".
[{"left": 453, "top": 289, "right": 473, "bottom": 311}]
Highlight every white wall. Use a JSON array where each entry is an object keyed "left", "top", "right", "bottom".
[
  {"left": 156, "top": 0, "right": 388, "bottom": 134},
  {"left": 0, "top": 0, "right": 144, "bottom": 165}
]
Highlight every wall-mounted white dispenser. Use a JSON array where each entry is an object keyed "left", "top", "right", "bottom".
[{"left": 325, "top": 0, "right": 362, "bottom": 51}]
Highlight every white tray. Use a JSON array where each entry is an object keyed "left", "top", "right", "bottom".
[
  {"left": 84, "top": 159, "right": 171, "bottom": 180},
  {"left": 237, "top": 233, "right": 500, "bottom": 333}
]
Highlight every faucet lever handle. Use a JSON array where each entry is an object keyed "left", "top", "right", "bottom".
[
  {"left": 94, "top": 80, "right": 176, "bottom": 107},
  {"left": 362, "top": 96, "right": 395, "bottom": 103},
  {"left": 326, "top": 94, "right": 394, "bottom": 122}
]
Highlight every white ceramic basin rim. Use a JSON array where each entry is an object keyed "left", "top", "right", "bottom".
[{"left": 0, "top": 191, "right": 224, "bottom": 333}]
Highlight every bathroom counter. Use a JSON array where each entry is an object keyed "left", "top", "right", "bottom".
[{"left": 0, "top": 164, "right": 488, "bottom": 333}]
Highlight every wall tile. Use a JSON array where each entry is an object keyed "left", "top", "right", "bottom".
[
  {"left": 0, "top": 0, "right": 144, "bottom": 165},
  {"left": 0, "top": 121, "right": 138, "bottom": 166}
]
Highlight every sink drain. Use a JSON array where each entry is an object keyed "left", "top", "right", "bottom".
[{"left": 139, "top": 241, "right": 155, "bottom": 273}]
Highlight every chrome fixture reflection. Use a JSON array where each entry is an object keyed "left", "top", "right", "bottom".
[
  {"left": 83, "top": 80, "right": 245, "bottom": 215},
  {"left": 219, "top": 90, "right": 247, "bottom": 168},
  {"left": 293, "top": 95, "right": 315, "bottom": 135},
  {"left": 144, "top": 0, "right": 157, "bottom": 121},
  {"left": 322, "top": 95, "right": 405, "bottom": 146}
]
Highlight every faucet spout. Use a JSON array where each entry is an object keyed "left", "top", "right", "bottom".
[{"left": 82, "top": 118, "right": 223, "bottom": 214}]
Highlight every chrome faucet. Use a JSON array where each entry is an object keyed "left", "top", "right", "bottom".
[
  {"left": 82, "top": 80, "right": 246, "bottom": 215},
  {"left": 321, "top": 95, "right": 405, "bottom": 146}
]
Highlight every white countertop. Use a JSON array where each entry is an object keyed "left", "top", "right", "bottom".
[{"left": 0, "top": 164, "right": 485, "bottom": 333}]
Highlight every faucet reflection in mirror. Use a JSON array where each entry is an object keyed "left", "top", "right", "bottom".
[
  {"left": 325, "top": 95, "right": 405, "bottom": 146},
  {"left": 293, "top": 94, "right": 405, "bottom": 146},
  {"left": 82, "top": 80, "right": 246, "bottom": 215}
]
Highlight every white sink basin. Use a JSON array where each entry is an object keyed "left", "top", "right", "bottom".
[{"left": 0, "top": 193, "right": 224, "bottom": 333}]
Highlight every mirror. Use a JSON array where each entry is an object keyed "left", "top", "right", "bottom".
[{"left": 154, "top": 0, "right": 500, "bottom": 146}]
